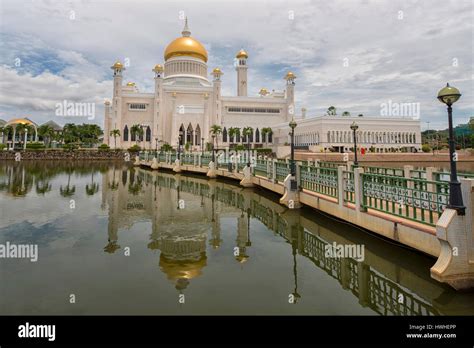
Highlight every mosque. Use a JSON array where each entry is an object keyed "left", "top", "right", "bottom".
[{"left": 103, "top": 18, "right": 422, "bottom": 154}]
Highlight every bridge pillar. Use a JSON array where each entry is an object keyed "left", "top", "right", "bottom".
[
  {"left": 279, "top": 174, "right": 301, "bottom": 209},
  {"left": 337, "top": 166, "right": 345, "bottom": 207},
  {"left": 240, "top": 165, "right": 254, "bottom": 187},
  {"left": 354, "top": 167, "right": 366, "bottom": 212},
  {"left": 425, "top": 166, "right": 436, "bottom": 192},
  {"left": 271, "top": 159, "right": 277, "bottom": 183},
  {"left": 151, "top": 157, "right": 159, "bottom": 169},
  {"left": 207, "top": 161, "right": 217, "bottom": 178},
  {"left": 173, "top": 158, "right": 181, "bottom": 172},
  {"left": 430, "top": 178, "right": 474, "bottom": 290}
]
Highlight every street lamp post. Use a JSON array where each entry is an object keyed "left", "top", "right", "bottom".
[
  {"left": 201, "top": 137, "right": 204, "bottom": 155},
  {"left": 350, "top": 121, "right": 359, "bottom": 167},
  {"left": 177, "top": 131, "right": 183, "bottom": 161},
  {"left": 246, "top": 132, "right": 251, "bottom": 167},
  {"left": 154, "top": 137, "right": 158, "bottom": 153},
  {"left": 289, "top": 119, "right": 297, "bottom": 176},
  {"left": 437, "top": 83, "right": 465, "bottom": 215}
]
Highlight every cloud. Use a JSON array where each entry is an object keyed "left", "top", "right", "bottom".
[{"left": 0, "top": 0, "right": 472, "bottom": 129}]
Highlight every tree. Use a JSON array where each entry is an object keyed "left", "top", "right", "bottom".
[
  {"left": 130, "top": 124, "right": 143, "bottom": 146},
  {"left": 261, "top": 127, "right": 273, "bottom": 145},
  {"left": 63, "top": 123, "right": 79, "bottom": 144},
  {"left": 327, "top": 106, "right": 337, "bottom": 116},
  {"left": 358, "top": 114, "right": 364, "bottom": 117},
  {"left": 342, "top": 111, "right": 351, "bottom": 116},
  {"left": 38, "top": 124, "right": 55, "bottom": 147},
  {"left": 110, "top": 129, "right": 121, "bottom": 149},
  {"left": 228, "top": 127, "right": 240, "bottom": 145},
  {"left": 209, "top": 124, "right": 222, "bottom": 151},
  {"left": 242, "top": 126, "right": 253, "bottom": 142}
]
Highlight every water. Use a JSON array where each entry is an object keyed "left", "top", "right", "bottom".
[{"left": 0, "top": 161, "right": 473, "bottom": 315}]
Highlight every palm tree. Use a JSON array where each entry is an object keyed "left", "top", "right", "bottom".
[
  {"left": 2, "top": 125, "right": 12, "bottom": 147},
  {"left": 110, "top": 129, "right": 121, "bottom": 149},
  {"left": 130, "top": 124, "right": 143, "bottom": 146},
  {"left": 228, "top": 127, "right": 240, "bottom": 146},
  {"left": 15, "top": 124, "right": 31, "bottom": 149},
  {"left": 38, "top": 124, "right": 55, "bottom": 147},
  {"left": 342, "top": 111, "right": 351, "bottom": 116},
  {"left": 327, "top": 106, "right": 337, "bottom": 116},
  {"left": 261, "top": 127, "right": 273, "bottom": 145},
  {"left": 209, "top": 124, "right": 222, "bottom": 151},
  {"left": 60, "top": 170, "right": 76, "bottom": 197},
  {"left": 85, "top": 172, "right": 99, "bottom": 196}
]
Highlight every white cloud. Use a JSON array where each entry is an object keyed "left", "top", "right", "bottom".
[{"left": 0, "top": 0, "right": 472, "bottom": 129}]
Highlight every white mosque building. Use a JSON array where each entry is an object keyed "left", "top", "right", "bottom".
[{"left": 104, "top": 19, "right": 422, "bottom": 154}]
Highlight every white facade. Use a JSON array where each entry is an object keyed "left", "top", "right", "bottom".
[{"left": 104, "top": 20, "right": 422, "bottom": 153}]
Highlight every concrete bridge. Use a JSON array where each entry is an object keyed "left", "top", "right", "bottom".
[{"left": 135, "top": 151, "right": 474, "bottom": 290}]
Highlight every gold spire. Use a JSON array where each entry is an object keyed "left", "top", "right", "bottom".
[{"left": 236, "top": 49, "right": 248, "bottom": 59}]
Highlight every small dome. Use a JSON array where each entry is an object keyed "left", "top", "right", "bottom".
[
  {"left": 153, "top": 64, "right": 164, "bottom": 72},
  {"left": 111, "top": 61, "right": 124, "bottom": 70},
  {"left": 236, "top": 49, "right": 248, "bottom": 59},
  {"left": 259, "top": 88, "right": 269, "bottom": 96},
  {"left": 284, "top": 71, "right": 296, "bottom": 80},
  {"left": 126, "top": 82, "right": 135, "bottom": 87},
  {"left": 212, "top": 67, "right": 223, "bottom": 74}
]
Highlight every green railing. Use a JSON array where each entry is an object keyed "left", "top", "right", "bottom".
[
  {"left": 182, "top": 154, "right": 194, "bottom": 165},
  {"left": 410, "top": 169, "right": 425, "bottom": 179},
  {"left": 433, "top": 171, "right": 474, "bottom": 182},
  {"left": 343, "top": 170, "right": 355, "bottom": 203},
  {"left": 361, "top": 173, "right": 449, "bottom": 226},
  {"left": 201, "top": 154, "right": 212, "bottom": 167},
  {"left": 275, "top": 161, "right": 290, "bottom": 182},
  {"left": 254, "top": 159, "right": 268, "bottom": 177},
  {"left": 361, "top": 165, "right": 404, "bottom": 177},
  {"left": 170, "top": 153, "right": 177, "bottom": 162},
  {"left": 158, "top": 152, "right": 166, "bottom": 163},
  {"left": 299, "top": 165, "right": 338, "bottom": 198},
  {"left": 319, "top": 161, "right": 342, "bottom": 169}
]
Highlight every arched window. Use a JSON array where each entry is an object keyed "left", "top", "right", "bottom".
[
  {"left": 195, "top": 125, "right": 201, "bottom": 145},
  {"left": 255, "top": 128, "right": 260, "bottom": 143},
  {"left": 146, "top": 126, "right": 151, "bottom": 142},
  {"left": 186, "top": 123, "right": 193, "bottom": 145},
  {"left": 123, "top": 125, "right": 129, "bottom": 141},
  {"left": 222, "top": 127, "right": 228, "bottom": 143},
  {"left": 268, "top": 132, "right": 273, "bottom": 143},
  {"left": 249, "top": 129, "right": 253, "bottom": 142},
  {"left": 179, "top": 124, "right": 185, "bottom": 145}
]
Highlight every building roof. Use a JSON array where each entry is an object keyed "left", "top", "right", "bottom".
[{"left": 41, "top": 120, "right": 63, "bottom": 131}]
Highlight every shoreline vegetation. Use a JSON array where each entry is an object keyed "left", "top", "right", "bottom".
[{"left": 1, "top": 148, "right": 474, "bottom": 162}]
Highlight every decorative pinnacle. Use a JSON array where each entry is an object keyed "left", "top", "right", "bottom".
[{"left": 182, "top": 17, "right": 191, "bottom": 37}]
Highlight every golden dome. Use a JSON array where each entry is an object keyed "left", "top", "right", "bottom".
[
  {"left": 164, "top": 36, "right": 208, "bottom": 62},
  {"left": 284, "top": 71, "right": 296, "bottom": 80},
  {"left": 236, "top": 49, "right": 248, "bottom": 59},
  {"left": 104, "top": 100, "right": 111, "bottom": 105},
  {"left": 159, "top": 254, "right": 207, "bottom": 281},
  {"left": 259, "top": 88, "right": 269, "bottom": 96},
  {"left": 111, "top": 61, "right": 124, "bottom": 70},
  {"left": 212, "top": 67, "right": 223, "bottom": 74},
  {"left": 126, "top": 82, "right": 135, "bottom": 87},
  {"left": 6, "top": 118, "right": 35, "bottom": 126},
  {"left": 153, "top": 64, "right": 164, "bottom": 72}
]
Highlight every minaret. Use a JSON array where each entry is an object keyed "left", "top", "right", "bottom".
[
  {"left": 111, "top": 61, "right": 125, "bottom": 147},
  {"left": 235, "top": 49, "right": 248, "bottom": 96},
  {"left": 153, "top": 64, "right": 164, "bottom": 143},
  {"left": 104, "top": 100, "right": 111, "bottom": 145},
  {"left": 284, "top": 71, "right": 296, "bottom": 122},
  {"left": 211, "top": 67, "right": 223, "bottom": 132}
]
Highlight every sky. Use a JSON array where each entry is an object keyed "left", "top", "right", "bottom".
[{"left": 0, "top": 0, "right": 472, "bottom": 130}]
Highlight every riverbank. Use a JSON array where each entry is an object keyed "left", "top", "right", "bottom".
[{"left": 0, "top": 150, "right": 130, "bottom": 160}]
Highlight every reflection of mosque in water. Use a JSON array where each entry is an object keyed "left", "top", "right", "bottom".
[
  {"left": 100, "top": 164, "right": 474, "bottom": 315},
  {"left": 101, "top": 165, "right": 253, "bottom": 291}
]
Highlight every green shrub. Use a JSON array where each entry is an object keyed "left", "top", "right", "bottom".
[
  {"left": 256, "top": 148, "right": 273, "bottom": 155},
  {"left": 422, "top": 144, "right": 431, "bottom": 153},
  {"left": 235, "top": 144, "right": 246, "bottom": 151},
  {"left": 26, "top": 142, "right": 45, "bottom": 150},
  {"left": 98, "top": 143, "right": 110, "bottom": 151},
  {"left": 63, "top": 143, "right": 79, "bottom": 151},
  {"left": 128, "top": 144, "right": 141, "bottom": 153},
  {"left": 0, "top": 143, "right": 6, "bottom": 150}
]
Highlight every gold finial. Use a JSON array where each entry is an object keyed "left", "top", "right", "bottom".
[
  {"left": 259, "top": 88, "right": 269, "bottom": 96},
  {"left": 153, "top": 64, "right": 164, "bottom": 73},
  {"left": 284, "top": 71, "right": 296, "bottom": 80},
  {"left": 236, "top": 49, "right": 248, "bottom": 59}
]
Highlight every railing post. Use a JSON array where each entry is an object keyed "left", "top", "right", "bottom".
[
  {"left": 338, "top": 166, "right": 345, "bottom": 207},
  {"left": 198, "top": 153, "right": 202, "bottom": 167},
  {"left": 426, "top": 166, "right": 435, "bottom": 192},
  {"left": 266, "top": 159, "right": 271, "bottom": 179},
  {"left": 347, "top": 161, "right": 354, "bottom": 171},
  {"left": 358, "top": 263, "right": 370, "bottom": 307},
  {"left": 272, "top": 159, "right": 277, "bottom": 183},
  {"left": 404, "top": 165, "right": 414, "bottom": 189},
  {"left": 314, "top": 159, "right": 320, "bottom": 168},
  {"left": 354, "top": 167, "right": 366, "bottom": 212},
  {"left": 296, "top": 161, "right": 301, "bottom": 189}
]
